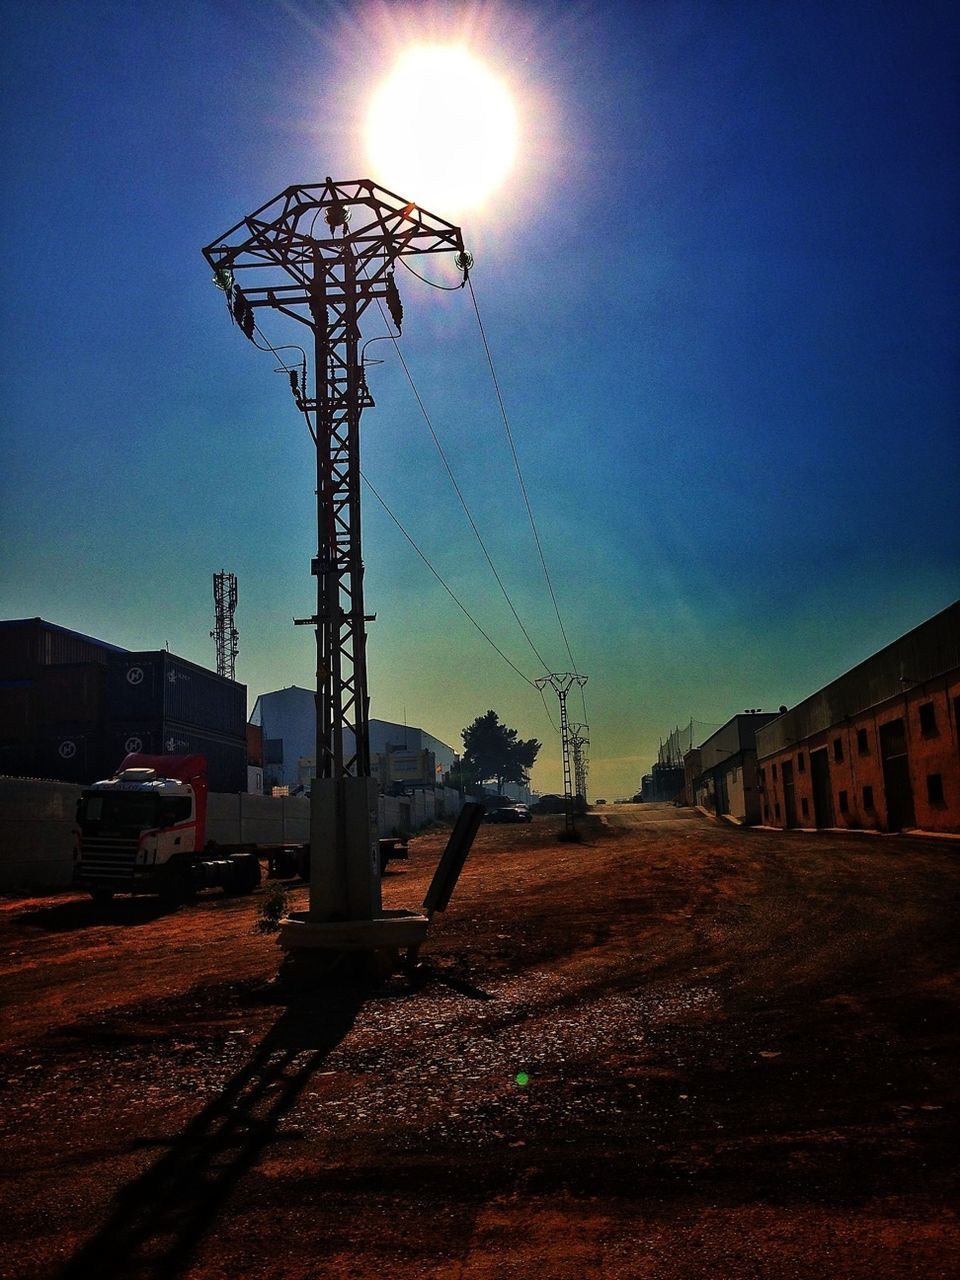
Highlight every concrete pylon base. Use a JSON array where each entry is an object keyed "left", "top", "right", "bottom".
[{"left": 276, "top": 909, "right": 430, "bottom": 986}]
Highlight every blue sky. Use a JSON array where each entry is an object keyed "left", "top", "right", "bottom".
[{"left": 1, "top": 0, "right": 957, "bottom": 797}]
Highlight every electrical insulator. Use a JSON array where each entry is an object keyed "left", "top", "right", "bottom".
[
  {"left": 385, "top": 272, "right": 403, "bottom": 334},
  {"left": 232, "top": 288, "right": 256, "bottom": 340},
  {"left": 325, "top": 200, "right": 350, "bottom": 232},
  {"left": 288, "top": 369, "right": 299, "bottom": 396}
]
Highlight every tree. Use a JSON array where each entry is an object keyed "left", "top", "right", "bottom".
[{"left": 461, "top": 710, "right": 541, "bottom": 795}]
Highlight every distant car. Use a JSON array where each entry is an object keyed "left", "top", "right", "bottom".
[
  {"left": 484, "top": 805, "right": 531, "bottom": 823},
  {"left": 594, "top": 799, "right": 607, "bottom": 805}
]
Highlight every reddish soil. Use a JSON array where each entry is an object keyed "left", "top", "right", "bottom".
[{"left": 0, "top": 804, "right": 957, "bottom": 1279}]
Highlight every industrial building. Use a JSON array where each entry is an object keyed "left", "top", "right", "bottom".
[
  {"left": 688, "top": 713, "right": 779, "bottom": 824},
  {"left": 756, "top": 602, "right": 959, "bottom": 834},
  {"left": 250, "top": 686, "right": 458, "bottom": 794},
  {"left": 0, "top": 618, "right": 248, "bottom": 791}
]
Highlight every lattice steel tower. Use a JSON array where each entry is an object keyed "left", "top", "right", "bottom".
[
  {"left": 204, "top": 180, "right": 468, "bottom": 921},
  {"left": 536, "top": 673, "right": 588, "bottom": 836},
  {"left": 570, "top": 723, "right": 590, "bottom": 808},
  {"left": 211, "top": 570, "right": 239, "bottom": 681}
]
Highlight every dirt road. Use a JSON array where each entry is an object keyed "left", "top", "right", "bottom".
[{"left": 0, "top": 805, "right": 957, "bottom": 1278}]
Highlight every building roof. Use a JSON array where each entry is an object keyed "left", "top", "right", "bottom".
[
  {"left": 756, "top": 600, "right": 960, "bottom": 758},
  {"left": 0, "top": 617, "right": 127, "bottom": 654}
]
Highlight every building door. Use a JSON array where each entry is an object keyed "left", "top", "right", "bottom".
[
  {"left": 782, "top": 759, "right": 797, "bottom": 827},
  {"left": 810, "top": 749, "right": 833, "bottom": 828},
  {"left": 716, "top": 768, "right": 729, "bottom": 816},
  {"left": 879, "top": 718, "right": 915, "bottom": 830}
]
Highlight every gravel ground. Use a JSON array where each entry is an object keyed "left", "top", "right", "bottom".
[{"left": 0, "top": 803, "right": 957, "bottom": 1279}]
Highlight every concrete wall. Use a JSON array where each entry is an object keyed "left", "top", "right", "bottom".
[
  {"left": 0, "top": 777, "right": 466, "bottom": 895},
  {"left": 205, "top": 793, "right": 309, "bottom": 846},
  {"left": 0, "top": 776, "right": 80, "bottom": 892},
  {"left": 378, "top": 787, "right": 463, "bottom": 836}
]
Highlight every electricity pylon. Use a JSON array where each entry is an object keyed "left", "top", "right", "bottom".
[
  {"left": 535, "top": 673, "right": 588, "bottom": 837},
  {"left": 570, "top": 722, "right": 589, "bottom": 809},
  {"left": 211, "top": 570, "right": 239, "bottom": 681},
  {"left": 204, "top": 180, "right": 469, "bottom": 925}
]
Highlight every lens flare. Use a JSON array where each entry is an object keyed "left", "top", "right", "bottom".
[{"left": 367, "top": 46, "right": 518, "bottom": 213}]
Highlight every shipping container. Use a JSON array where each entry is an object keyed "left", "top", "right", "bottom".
[
  {"left": 106, "top": 652, "right": 246, "bottom": 738},
  {"left": 0, "top": 741, "right": 40, "bottom": 778},
  {"left": 39, "top": 663, "right": 106, "bottom": 727},
  {"left": 0, "top": 618, "right": 125, "bottom": 680},
  {"left": 38, "top": 730, "right": 107, "bottom": 785},
  {"left": 0, "top": 681, "right": 39, "bottom": 743},
  {"left": 103, "top": 721, "right": 247, "bottom": 793}
]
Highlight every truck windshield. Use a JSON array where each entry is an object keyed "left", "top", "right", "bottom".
[{"left": 78, "top": 793, "right": 191, "bottom": 834}]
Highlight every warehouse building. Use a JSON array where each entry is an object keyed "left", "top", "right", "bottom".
[
  {"left": 756, "top": 601, "right": 959, "bottom": 834},
  {"left": 250, "top": 685, "right": 457, "bottom": 793},
  {"left": 688, "top": 712, "right": 779, "bottom": 824}
]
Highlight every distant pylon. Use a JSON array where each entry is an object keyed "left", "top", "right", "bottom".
[
  {"left": 535, "top": 673, "right": 588, "bottom": 837},
  {"left": 211, "top": 570, "right": 239, "bottom": 681},
  {"left": 570, "top": 723, "right": 590, "bottom": 809}
]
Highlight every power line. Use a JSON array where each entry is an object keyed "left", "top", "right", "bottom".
[
  {"left": 466, "top": 275, "right": 588, "bottom": 724},
  {"left": 398, "top": 257, "right": 465, "bottom": 292},
  {"left": 368, "top": 274, "right": 555, "bottom": 675},
  {"left": 360, "top": 471, "right": 540, "bottom": 689}
]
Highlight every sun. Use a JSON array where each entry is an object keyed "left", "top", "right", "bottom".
[{"left": 366, "top": 46, "right": 518, "bottom": 214}]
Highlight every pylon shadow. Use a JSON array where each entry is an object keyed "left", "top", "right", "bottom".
[{"left": 59, "top": 979, "right": 373, "bottom": 1280}]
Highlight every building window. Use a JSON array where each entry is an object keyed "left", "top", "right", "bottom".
[
  {"left": 833, "top": 737, "right": 844, "bottom": 763},
  {"left": 838, "top": 790, "right": 849, "bottom": 814},
  {"left": 759, "top": 767, "right": 765, "bottom": 787},
  {"left": 797, "top": 751, "right": 805, "bottom": 773},
  {"left": 772, "top": 763, "right": 778, "bottom": 781},
  {"left": 919, "top": 702, "right": 938, "bottom": 737},
  {"left": 856, "top": 728, "right": 869, "bottom": 755},
  {"left": 801, "top": 798, "right": 809, "bottom": 819},
  {"left": 927, "top": 773, "right": 945, "bottom": 806},
  {"left": 774, "top": 802, "right": 781, "bottom": 820},
  {"left": 863, "top": 785, "right": 874, "bottom": 810},
  {"left": 764, "top": 804, "right": 770, "bottom": 822}
]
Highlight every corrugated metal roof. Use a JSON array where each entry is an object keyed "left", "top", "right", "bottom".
[{"left": 0, "top": 617, "right": 128, "bottom": 655}]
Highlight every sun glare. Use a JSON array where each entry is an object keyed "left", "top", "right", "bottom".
[{"left": 366, "top": 46, "right": 518, "bottom": 214}]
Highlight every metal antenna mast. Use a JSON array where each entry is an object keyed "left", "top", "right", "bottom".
[
  {"left": 204, "top": 179, "right": 469, "bottom": 929},
  {"left": 535, "top": 673, "right": 588, "bottom": 837},
  {"left": 211, "top": 570, "right": 239, "bottom": 681},
  {"left": 570, "top": 722, "right": 590, "bottom": 809}
]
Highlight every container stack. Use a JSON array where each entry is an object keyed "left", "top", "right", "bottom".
[
  {"left": 0, "top": 620, "right": 250, "bottom": 791},
  {"left": 105, "top": 652, "right": 247, "bottom": 792},
  {"left": 0, "top": 619, "right": 123, "bottom": 782}
]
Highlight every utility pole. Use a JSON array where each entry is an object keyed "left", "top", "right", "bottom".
[
  {"left": 535, "top": 673, "right": 588, "bottom": 838},
  {"left": 204, "top": 180, "right": 469, "bottom": 960},
  {"left": 569, "top": 722, "right": 589, "bottom": 810},
  {"left": 211, "top": 570, "right": 239, "bottom": 681}
]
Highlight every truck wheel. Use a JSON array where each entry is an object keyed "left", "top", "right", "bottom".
[
  {"left": 160, "top": 861, "right": 194, "bottom": 906},
  {"left": 227, "top": 854, "right": 261, "bottom": 895}
]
